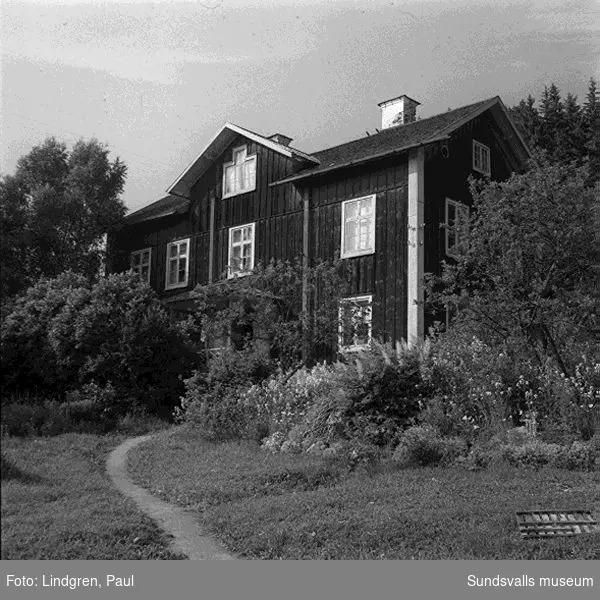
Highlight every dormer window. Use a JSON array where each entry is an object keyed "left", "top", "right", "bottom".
[
  {"left": 223, "top": 145, "right": 257, "bottom": 198},
  {"left": 472, "top": 140, "right": 491, "bottom": 176}
]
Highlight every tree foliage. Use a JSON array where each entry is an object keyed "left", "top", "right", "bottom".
[
  {"left": 0, "top": 137, "right": 127, "bottom": 299},
  {"left": 427, "top": 158, "right": 600, "bottom": 375},
  {"left": 1, "top": 272, "right": 196, "bottom": 414},
  {"left": 192, "top": 258, "right": 353, "bottom": 373},
  {"left": 509, "top": 78, "right": 600, "bottom": 185}
]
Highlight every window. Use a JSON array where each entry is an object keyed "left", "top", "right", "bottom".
[
  {"left": 165, "top": 238, "right": 190, "bottom": 289},
  {"left": 341, "top": 194, "right": 376, "bottom": 258},
  {"left": 472, "top": 140, "right": 491, "bottom": 176},
  {"left": 445, "top": 199, "right": 469, "bottom": 258},
  {"left": 130, "top": 248, "right": 151, "bottom": 283},
  {"left": 228, "top": 222, "right": 255, "bottom": 277},
  {"left": 338, "top": 295, "right": 373, "bottom": 351},
  {"left": 222, "top": 145, "right": 257, "bottom": 197}
]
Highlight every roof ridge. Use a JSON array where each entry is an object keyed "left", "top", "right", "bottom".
[
  {"left": 309, "top": 96, "right": 498, "bottom": 157},
  {"left": 226, "top": 121, "right": 318, "bottom": 162}
]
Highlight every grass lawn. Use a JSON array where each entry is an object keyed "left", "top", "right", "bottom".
[
  {"left": 1, "top": 434, "right": 186, "bottom": 559},
  {"left": 128, "top": 427, "right": 600, "bottom": 559}
]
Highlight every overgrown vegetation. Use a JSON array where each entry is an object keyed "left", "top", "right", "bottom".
[
  {"left": 176, "top": 157, "right": 598, "bottom": 474},
  {"left": 1, "top": 271, "right": 196, "bottom": 432}
]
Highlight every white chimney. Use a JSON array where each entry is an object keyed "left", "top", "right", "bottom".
[{"left": 378, "top": 95, "right": 420, "bottom": 129}]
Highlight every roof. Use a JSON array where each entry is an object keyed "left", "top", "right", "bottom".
[
  {"left": 126, "top": 95, "right": 529, "bottom": 224},
  {"left": 167, "top": 122, "right": 319, "bottom": 198},
  {"left": 124, "top": 194, "right": 189, "bottom": 225},
  {"left": 272, "top": 96, "right": 529, "bottom": 185}
]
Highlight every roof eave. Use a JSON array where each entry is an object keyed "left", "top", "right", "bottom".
[{"left": 269, "top": 135, "right": 450, "bottom": 186}]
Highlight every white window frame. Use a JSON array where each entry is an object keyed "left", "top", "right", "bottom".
[
  {"left": 338, "top": 294, "right": 373, "bottom": 352},
  {"left": 165, "top": 238, "right": 190, "bottom": 290},
  {"left": 472, "top": 140, "right": 491, "bottom": 176},
  {"left": 129, "top": 248, "right": 151, "bottom": 283},
  {"left": 228, "top": 222, "right": 255, "bottom": 278},
  {"left": 222, "top": 144, "right": 257, "bottom": 198},
  {"left": 340, "top": 194, "right": 376, "bottom": 259},
  {"left": 445, "top": 198, "right": 470, "bottom": 259}
]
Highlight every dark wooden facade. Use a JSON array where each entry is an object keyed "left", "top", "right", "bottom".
[
  {"left": 108, "top": 98, "right": 529, "bottom": 342},
  {"left": 308, "top": 156, "right": 408, "bottom": 343}
]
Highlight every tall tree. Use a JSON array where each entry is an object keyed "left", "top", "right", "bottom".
[
  {"left": 509, "top": 95, "right": 541, "bottom": 149},
  {"left": 427, "top": 158, "right": 600, "bottom": 375},
  {"left": 509, "top": 79, "right": 600, "bottom": 185},
  {"left": 583, "top": 78, "right": 600, "bottom": 184},
  {"left": 0, "top": 138, "right": 127, "bottom": 299}
]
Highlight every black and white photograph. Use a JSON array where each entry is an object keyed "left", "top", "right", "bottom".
[{"left": 1, "top": 0, "right": 598, "bottom": 593}]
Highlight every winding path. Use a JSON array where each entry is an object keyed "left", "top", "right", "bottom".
[{"left": 107, "top": 434, "right": 234, "bottom": 560}]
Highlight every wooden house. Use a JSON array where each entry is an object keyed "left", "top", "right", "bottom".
[{"left": 107, "top": 95, "right": 530, "bottom": 350}]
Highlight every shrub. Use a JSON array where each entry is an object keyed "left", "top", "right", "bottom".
[
  {"left": 0, "top": 403, "right": 49, "bottom": 437},
  {"left": 0, "top": 400, "right": 113, "bottom": 437},
  {"left": 418, "top": 396, "right": 475, "bottom": 440},
  {"left": 459, "top": 435, "right": 599, "bottom": 472},
  {"left": 244, "top": 341, "right": 431, "bottom": 454},
  {"left": 560, "top": 439, "right": 599, "bottom": 471},
  {"left": 1, "top": 272, "right": 196, "bottom": 415},
  {"left": 177, "top": 369, "right": 265, "bottom": 442},
  {"left": 392, "top": 425, "right": 467, "bottom": 467},
  {"left": 340, "top": 341, "right": 430, "bottom": 438},
  {"left": 180, "top": 387, "right": 253, "bottom": 442},
  {"left": 422, "top": 328, "right": 599, "bottom": 443},
  {"left": 500, "top": 441, "right": 565, "bottom": 469},
  {"left": 1, "top": 272, "right": 90, "bottom": 394}
]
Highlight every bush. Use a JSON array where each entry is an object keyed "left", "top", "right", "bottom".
[
  {"left": 0, "top": 400, "right": 113, "bottom": 437},
  {"left": 458, "top": 434, "right": 600, "bottom": 472},
  {"left": 177, "top": 369, "right": 262, "bottom": 442},
  {"left": 340, "top": 341, "right": 430, "bottom": 438},
  {"left": 1, "top": 403, "right": 50, "bottom": 437},
  {"left": 560, "top": 439, "right": 599, "bottom": 471},
  {"left": 421, "top": 328, "right": 599, "bottom": 443},
  {"left": 1, "top": 272, "right": 196, "bottom": 415},
  {"left": 500, "top": 440, "right": 565, "bottom": 469},
  {"left": 392, "top": 425, "right": 467, "bottom": 467}
]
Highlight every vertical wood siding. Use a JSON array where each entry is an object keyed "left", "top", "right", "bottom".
[
  {"left": 309, "top": 155, "right": 409, "bottom": 343},
  {"left": 423, "top": 111, "right": 518, "bottom": 330}
]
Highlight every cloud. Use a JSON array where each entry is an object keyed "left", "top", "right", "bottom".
[
  {"left": 2, "top": 1, "right": 321, "bottom": 84},
  {"left": 4, "top": 40, "right": 253, "bottom": 85}
]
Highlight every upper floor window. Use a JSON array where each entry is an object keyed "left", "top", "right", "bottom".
[
  {"left": 130, "top": 248, "right": 151, "bottom": 283},
  {"left": 472, "top": 140, "right": 491, "bottom": 176},
  {"left": 223, "top": 145, "right": 257, "bottom": 198},
  {"left": 445, "top": 198, "right": 469, "bottom": 258},
  {"left": 228, "top": 222, "right": 255, "bottom": 277},
  {"left": 165, "top": 238, "right": 190, "bottom": 290},
  {"left": 341, "top": 194, "right": 376, "bottom": 258},
  {"left": 338, "top": 295, "right": 373, "bottom": 351}
]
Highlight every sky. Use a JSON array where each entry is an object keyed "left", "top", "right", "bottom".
[{"left": 1, "top": 0, "right": 599, "bottom": 213}]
